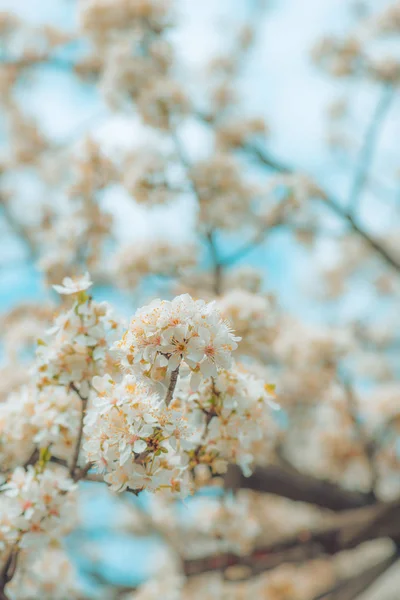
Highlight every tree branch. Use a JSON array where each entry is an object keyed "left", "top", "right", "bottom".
[
  {"left": 311, "top": 552, "right": 399, "bottom": 600},
  {"left": 244, "top": 143, "right": 400, "bottom": 272},
  {"left": 347, "top": 84, "right": 394, "bottom": 215},
  {"left": 184, "top": 497, "right": 400, "bottom": 577},
  {"left": 206, "top": 231, "right": 222, "bottom": 294},
  {"left": 0, "top": 198, "right": 38, "bottom": 260},
  {"left": 225, "top": 464, "right": 375, "bottom": 511},
  {"left": 0, "top": 548, "right": 18, "bottom": 599},
  {"left": 165, "top": 366, "right": 180, "bottom": 407},
  {"left": 340, "top": 377, "right": 379, "bottom": 496},
  {"left": 69, "top": 384, "right": 88, "bottom": 477}
]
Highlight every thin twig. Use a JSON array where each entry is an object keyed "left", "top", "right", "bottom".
[
  {"left": 165, "top": 366, "right": 180, "bottom": 407},
  {"left": 221, "top": 227, "right": 275, "bottom": 267},
  {"left": 206, "top": 231, "right": 222, "bottom": 294},
  {"left": 244, "top": 143, "right": 400, "bottom": 273},
  {"left": 0, "top": 548, "right": 18, "bottom": 598},
  {"left": 73, "top": 461, "right": 94, "bottom": 482},
  {"left": 310, "top": 552, "right": 399, "bottom": 600},
  {"left": 69, "top": 384, "right": 88, "bottom": 477},
  {"left": 0, "top": 199, "right": 38, "bottom": 260},
  {"left": 184, "top": 497, "right": 400, "bottom": 577},
  {"left": 172, "top": 129, "right": 224, "bottom": 294},
  {"left": 340, "top": 376, "right": 378, "bottom": 497},
  {"left": 347, "top": 84, "right": 394, "bottom": 215}
]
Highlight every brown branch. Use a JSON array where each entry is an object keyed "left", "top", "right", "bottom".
[
  {"left": 184, "top": 497, "right": 400, "bottom": 577},
  {"left": 0, "top": 548, "right": 18, "bottom": 599},
  {"left": 311, "top": 552, "right": 399, "bottom": 600},
  {"left": 165, "top": 366, "right": 180, "bottom": 407},
  {"left": 73, "top": 461, "right": 93, "bottom": 483},
  {"left": 80, "top": 565, "right": 137, "bottom": 598},
  {"left": 341, "top": 377, "right": 379, "bottom": 496},
  {"left": 225, "top": 464, "right": 375, "bottom": 511},
  {"left": 84, "top": 473, "right": 104, "bottom": 483},
  {"left": 171, "top": 128, "right": 225, "bottom": 294},
  {"left": 69, "top": 384, "right": 88, "bottom": 477}
]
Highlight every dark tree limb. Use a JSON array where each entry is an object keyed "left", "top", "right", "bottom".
[
  {"left": 311, "top": 552, "right": 399, "bottom": 600},
  {"left": 0, "top": 549, "right": 18, "bottom": 599},
  {"left": 226, "top": 464, "right": 375, "bottom": 512},
  {"left": 165, "top": 366, "right": 180, "bottom": 407},
  {"left": 184, "top": 498, "right": 400, "bottom": 577}
]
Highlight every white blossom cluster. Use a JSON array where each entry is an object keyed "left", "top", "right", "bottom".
[
  {"left": 31, "top": 387, "right": 81, "bottom": 461},
  {"left": 190, "top": 154, "right": 257, "bottom": 231},
  {"left": 37, "top": 140, "right": 115, "bottom": 286},
  {"left": 1, "top": 466, "right": 76, "bottom": 551},
  {"left": 80, "top": 0, "right": 173, "bottom": 38},
  {"left": 273, "top": 318, "right": 351, "bottom": 406},
  {"left": 3, "top": 0, "right": 400, "bottom": 595},
  {"left": 0, "top": 281, "right": 279, "bottom": 593},
  {"left": 80, "top": 0, "right": 189, "bottom": 129},
  {"left": 0, "top": 387, "right": 36, "bottom": 471},
  {"left": 115, "top": 293, "right": 240, "bottom": 390},
  {"left": 146, "top": 493, "right": 261, "bottom": 558},
  {"left": 84, "top": 374, "right": 195, "bottom": 493},
  {"left": 0, "top": 386, "right": 80, "bottom": 471},
  {"left": 6, "top": 546, "right": 81, "bottom": 600},
  {"left": 112, "top": 240, "right": 197, "bottom": 290},
  {"left": 122, "top": 150, "right": 176, "bottom": 206},
  {"left": 216, "top": 290, "right": 276, "bottom": 360},
  {"left": 35, "top": 274, "right": 121, "bottom": 396},
  {"left": 176, "top": 365, "right": 278, "bottom": 476}
]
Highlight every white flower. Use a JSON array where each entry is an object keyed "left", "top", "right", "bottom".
[
  {"left": 1, "top": 466, "right": 77, "bottom": 549},
  {"left": 52, "top": 272, "right": 92, "bottom": 295},
  {"left": 84, "top": 374, "right": 196, "bottom": 495},
  {"left": 216, "top": 289, "right": 276, "bottom": 360},
  {"left": 175, "top": 365, "right": 279, "bottom": 477},
  {"left": 35, "top": 293, "right": 122, "bottom": 391},
  {"left": 7, "top": 547, "right": 82, "bottom": 600},
  {"left": 115, "top": 294, "right": 240, "bottom": 390}
]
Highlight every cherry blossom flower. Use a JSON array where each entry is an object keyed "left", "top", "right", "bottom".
[
  {"left": 1, "top": 466, "right": 77, "bottom": 549},
  {"left": 52, "top": 272, "right": 92, "bottom": 295},
  {"left": 36, "top": 288, "right": 122, "bottom": 395},
  {"left": 175, "top": 365, "right": 279, "bottom": 477},
  {"left": 84, "top": 374, "right": 196, "bottom": 494},
  {"left": 115, "top": 294, "right": 240, "bottom": 390}
]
